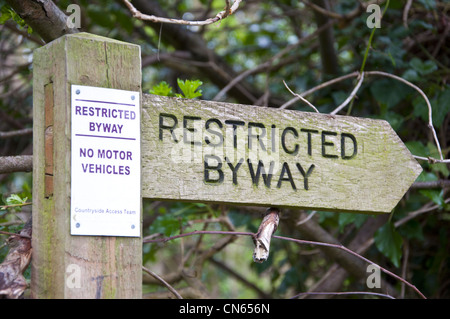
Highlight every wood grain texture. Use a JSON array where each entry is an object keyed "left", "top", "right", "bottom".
[
  {"left": 32, "top": 33, "right": 142, "bottom": 298},
  {"left": 141, "top": 95, "right": 422, "bottom": 214}
]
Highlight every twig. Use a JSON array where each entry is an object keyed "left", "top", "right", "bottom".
[
  {"left": 143, "top": 230, "right": 254, "bottom": 243},
  {"left": 279, "top": 71, "right": 359, "bottom": 109},
  {"left": 143, "top": 229, "right": 426, "bottom": 299},
  {"left": 296, "top": 211, "right": 317, "bottom": 225},
  {"left": 0, "top": 155, "right": 33, "bottom": 174},
  {"left": 365, "top": 70, "right": 443, "bottom": 160},
  {"left": 214, "top": 62, "right": 271, "bottom": 101},
  {"left": 411, "top": 180, "right": 450, "bottom": 189},
  {"left": 302, "top": 0, "right": 384, "bottom": 21},
  {"left": 280, "top": 70, "right": 445, "bottom": 162},
  {"left": 0, "top": 230, "right": 31, "bottom": 239},
  {"left": 283, "top": 80, "right": 320, "bottom": 113},
  {"left": 0, "top": 202, "right": 32, "bottom": 211},
  {"left": 330, "top": 72, "right": 364, "bottom": 115},
  {"left": 413, "top": 155, "right": 450, "bottom": 164},
  {"left": 394, "top": 198, "right": 450, "bottom": 228},
  {"left": 122, "top": 0, "right": 242, "bottom": 26},
  {"left": 403, "top": 0, "right": 413, "bottom": 28},
  {"left": 142, "top": 266, "right": 183, "bottom": 299},
  {"left": 274, "top": 234, "right": 426, "bottom": 299},
  {"left": 0, "top": 128, "right": 32, "bottom": 139}
]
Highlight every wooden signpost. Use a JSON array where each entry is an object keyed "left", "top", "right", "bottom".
[
  {"left": 32, "top": 32, "right": 422, "bottom": 298},
  {"left": 141, "top": 95, "right": 422, "bottom": 214},
  {"left": 32, "top": 33, "right": 142, "bottom": 298}
]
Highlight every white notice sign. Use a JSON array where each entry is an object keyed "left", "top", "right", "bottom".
[{"left": 71, "top": 85, "right": 140, "bottom": 237}]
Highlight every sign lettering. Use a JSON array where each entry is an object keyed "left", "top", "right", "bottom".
[
  {"left": 70, "top": 85, "right": 141, "bottom": 237},
  {"left": 141, "top": 95, "right": 422, "bottom": 214}
]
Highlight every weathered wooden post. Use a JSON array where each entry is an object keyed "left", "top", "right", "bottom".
[{"left": 32, "top": 33, "right": 142, "bottom": 298}]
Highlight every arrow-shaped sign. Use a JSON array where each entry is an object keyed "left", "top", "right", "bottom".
[{"left": 141, "top": 95, "right": 422, "bottom": 214}]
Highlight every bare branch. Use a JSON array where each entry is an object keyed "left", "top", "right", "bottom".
[
  {"left": 0, "top": 156, "right": 32, "bottom": 174},
  {"left": 411, "top": 180, "right": 450, "bottom": 189},
  {"left": 0, "top": 128, "right": 32, "bottom": 139},
  {"left": 142, "top": 266, "right": 183, "bottom": 299},
  {"left": 5, "top": 0, "right": 79, "bottom": 43},
  {"left": 283, "top": 80, "right": 320, "bottom": 113},
  {"left": 403, "top": 0, "right": 413, "bottom": 28},
  {"left": 279, "top": 71, "right": 359, "bottom": 109},
  {"left": 274, "top": 234, "right": 426, "bottom": 299},
  {"left": 122, "top": 0, "right": 242, "bottom": 26},
  {"left": 143, "top": 228, "right": 426, "bottom": 298},
  {"left": 365, "top": 71, "right": 443, "bottom": 160},
  {"left": 330, "top": 71, "right": 364, "bottom": 115},
  {"left": 280, "top": 70, "right": 445, "bottom": 162}
]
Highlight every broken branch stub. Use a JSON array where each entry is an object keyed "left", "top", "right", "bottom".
[{"left": 253, "top": 208, "right": 280, "bottom": 263}]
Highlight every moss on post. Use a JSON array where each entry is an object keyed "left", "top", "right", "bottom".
[{"left": 32, "top": 33, "right": 142, "bottom": 298}]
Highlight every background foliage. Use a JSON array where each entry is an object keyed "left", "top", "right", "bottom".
[{"left": 0, "top": 0, "right": 449, "bottom": 298}]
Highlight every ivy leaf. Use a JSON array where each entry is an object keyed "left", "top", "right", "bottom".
[
  {"left": 419, "top": 189, "right": 445, "bottom": 207},
  {"left": 409, "top": 58, "right": 437, "bottom": 76},
  {"left": 176, "top": 79, "right": 203, "bottom": 99},
  {"left": 370, "top": 79, "right": 411, "bottom": 109},
  {"left": 149, "top": 214, "right": 187, "bottom": 237},
  {"left": 374, "top": 223, "right": 403, "bottom": 268},
  {"left": 338, "top": 213, "right": 368, "bottom": 233}
]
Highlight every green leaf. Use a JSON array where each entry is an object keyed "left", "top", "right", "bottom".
[
  {"left": 149, "top": 81, "right": 173, "bottom": 97},
  {"left": 417, "top": 0, "right": 436, "bottom": 10},
  {"left": 405, "top": 141, "right": 428, "bottom": 157},
  {"left": 5, "top": 194, "right": 27, "bottom": 205},
  {"left": 370, "top": 79, "right": 411, "bottom": 109},
  {"left": 374, "top": 223, "right": 403, "bottom": 268},
  {"left": 176, "top": 79, "right": 203, "bottom": 99},
  {"left": 399, "top": 219, "right": 424, "bottom": 241},
  {"left": 338, "top": 213, "right": 368, "bottom": 232},
  {"left": 434, "top": 88, "right": 450, "bottom": 129},
  {"left": 409, "top": 58, "right": 437, "bottom": 76},
  {"left": 149, "top": 214, "right": 187, "bottom": 237},
  {"left": 401, "top": 69, "right": 419, "bottom": 82},
  {"left": 0, "top": 6, "right": 13, "bottom": 24},
  {"left": 0, "top": 4, "right": 30, "bottom": 32},
  {"left": 419, "top": 189, "right": 444, "bottom": 207}
]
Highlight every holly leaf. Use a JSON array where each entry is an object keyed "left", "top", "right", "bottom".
[{"left": 374, "top": 223, "right": 403, "bottom": 268}]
